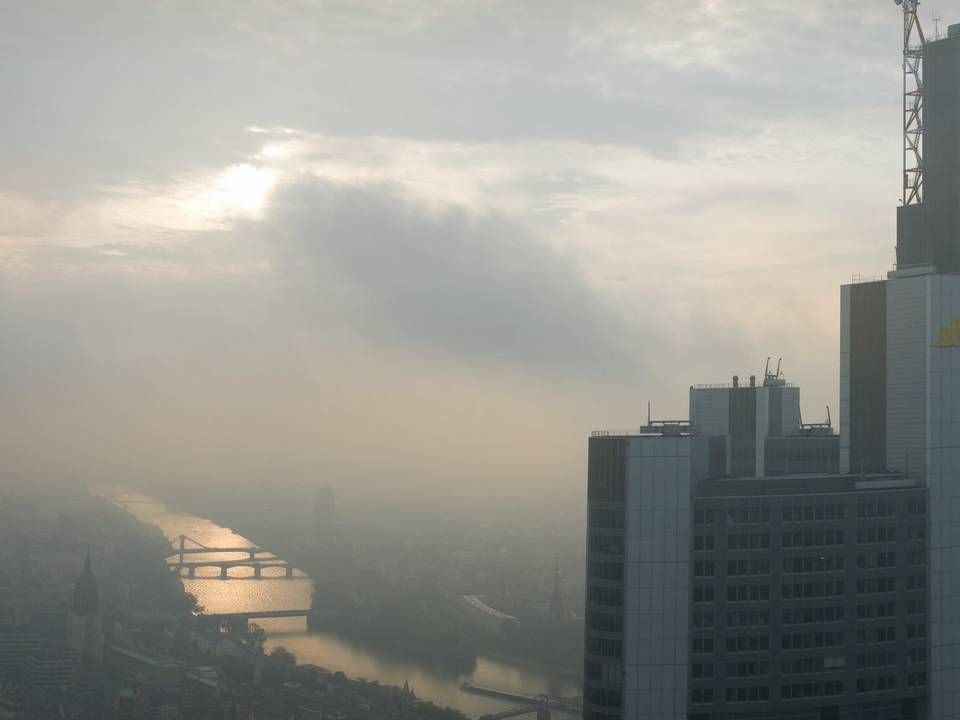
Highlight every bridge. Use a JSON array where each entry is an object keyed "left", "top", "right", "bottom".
[
  {"left": 167, "top": 535, "right": 304, "bottom": 579},
  {"left": 461, "top": 684, "right": 581, "bottom": 720},
  {"left": 200, "top": 609, "right": 311, "bottom": 621}
]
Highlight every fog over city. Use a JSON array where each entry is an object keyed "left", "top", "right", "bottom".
[{"left": 1, "top": 2, "right": 906, "bottom": 507}]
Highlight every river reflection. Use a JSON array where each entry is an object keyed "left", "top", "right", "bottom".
[{"left": 111, "top": 493, "right": 580, "bottom": 719}]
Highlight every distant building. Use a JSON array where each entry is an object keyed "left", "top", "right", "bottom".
[
  {"left": 24, "top": 645, "right": 80, "bottom": 692},
  {"left": 67, "top": 551, "right": 104, "bottom": 664},
  {"left": 0, "top": 625, "right": 40, "bottom": 680},
  {"left": 313, "top": 487, "right": 336, "bottom": 538}
]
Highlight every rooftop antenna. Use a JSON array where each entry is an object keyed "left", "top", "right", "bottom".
[
  {"left": 826, "top": 405, "right": 832, "bottom": 428},
  {"left": 894, "top": 0, "right": 925, "bottom": 205},
  {"left": 775, "top": 358, "right": 782, "bottom": 378},
  {"left": 647, "top": 401, "right": 651, "bottom": 426},
  {"left": 933, "top": 10, "right": 942, "bottom": 40}
]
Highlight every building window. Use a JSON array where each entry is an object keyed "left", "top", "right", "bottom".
[
  {"left": 857, "top": 500, "right": 897, "bottom": 518},
  {"left": 726, "top": 610, "right": 770, "bottom": 627},
  {"left": 907, "top": 574, "right": 926, "bottom": 590},
  {"left": 694, "top": 508, "right": 717, "bottom": 526},
  {"left": 856, "top": 676, "right": 896, "bottom": 693},
  {"left": 693, "top": 586, "right": 715, "bottom": 603},
  {"left": 856, "top": 577, "right": 896, "bottom": 594},
  {"left": 725, "top": 687, "right": 770, "bottom": 703},
  {"left": 693, "top": 612, "right": 715, "bottom": 629},
  {"left": 856, "top": 527, "right": 897, "bottom": 544},
  {"left": 727, "top": 533, "right": 770, "bottom": 550},
  {"left": 725, "top": 636, "right": 769, "bottom": 653},
  {"left": 782, "top": 606, "right": 844, "bottom": 625},
  {"left": 727, "top": 558, "right": 770, "bottom": 576},
  {"left": 783, "top": 555, "right": 844, "bottom": 573},
  {"left": 693, "top": 561, "right": 715, "bottom": 578},
  {"left": 782, "top": 631, "right": 844, "bottom": 649},
  {"left": 782, "top": 530, "right": 844, "bottom": 548},
  {"left": 589, "top": 508, "right": 624, "bottom": 530},
  {"left": 856, "top": 626, "right": 896, "bottom": 643},
  {"left": 725, "top": 661, "right": 769, "bottom": 677},
  {"left": 691, "top": 663, "right": 714, "bottom": 679},
  {"left": 692, "top": 638, "right": 714, "bottom": 654},
  {"left": 856, "top": 601, "right": 897, "bottom": 620},
  {"left": 694, "top": 535, "right": 716, "bottom": 551},
  {"left": 726, "top": 584, "right": 770, "bottom": 602},
  {"left": 691, "top": 688, "right": 714, "bottom": 704},
  {"left": 782, "top": 581, "right": 844, "bottom": 599},
  {"left": 856, "top": 651, "right": 896, "bottom": 669}
]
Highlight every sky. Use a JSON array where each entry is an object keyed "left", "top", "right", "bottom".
[{"left": 0, "top": 1, "right": 944, "bottom": 508}]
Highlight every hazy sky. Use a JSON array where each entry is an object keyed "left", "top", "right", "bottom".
[{"left": 0, "top": 1, "right": 941, "bottom": 506}]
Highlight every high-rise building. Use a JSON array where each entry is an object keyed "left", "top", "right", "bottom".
[
  {"left": 67, "top": 551, "right": 104, "bottom": 664},
  {"left": 838, "top": 22, "right": 960, "bottom": 720},
  {"left": 583, "top": 13, "right": 960, "bottom": 720}
]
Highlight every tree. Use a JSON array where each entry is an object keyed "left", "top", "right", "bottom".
[{"left": 270, "top": 646, "right": 297, "bottom": 667}]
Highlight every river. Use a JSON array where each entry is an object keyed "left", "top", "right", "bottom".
[{"left": 111, "top": 493, "right": 580, "bottom": 719}]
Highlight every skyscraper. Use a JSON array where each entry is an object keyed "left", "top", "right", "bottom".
[
  {"left": 839, "top": 22, "right": 960, "bottom": 720},
  {"left": 67, "top": 551, "right": 104, "bottom": 664},
  {"left": 582, "top": 15, "right": 960, "bottom": 720}
]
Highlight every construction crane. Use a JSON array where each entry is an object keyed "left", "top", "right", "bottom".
[{"left": 895, "top": 0, "right": 926, "bottom": 205}]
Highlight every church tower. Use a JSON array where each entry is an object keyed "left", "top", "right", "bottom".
[{"left": 68, "top": 549, "right": 104, "bottom": 663}]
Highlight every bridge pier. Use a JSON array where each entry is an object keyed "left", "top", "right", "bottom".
[
  {"left": 286, "top": 565, "right": 294, "bottom": 578},
  {"left": 220, "top": 566, "right": 229, "bottom": 579},
  {"left": 254, "top": 566, "right": 262, "bottom": 578},
  {"left": 188, "top": 567, "right": 196, "bottom": 578}
]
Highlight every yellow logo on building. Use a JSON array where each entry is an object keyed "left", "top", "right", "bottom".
[{"left": 936, "top": 320, "right": 960, "bottom": 347}]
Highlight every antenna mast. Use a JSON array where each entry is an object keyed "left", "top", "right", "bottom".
[{"left": 897, "top": 0, "right": 926, "bottom": 205}]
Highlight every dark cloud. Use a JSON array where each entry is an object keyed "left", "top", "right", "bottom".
[{"left": 261, "top": 179, "right": 640, "bottom": 378}]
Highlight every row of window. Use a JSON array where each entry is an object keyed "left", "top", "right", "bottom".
[
  {"left": 782, "top": 530, "right": 845, "bottom": 548},
  {"left": 589, "top": 561, "right": 623, "bottom": 582},
  {"left": 858, "top": 501, "right": 897, "bottom": 518},
  {"left": 782, "top": 503, "right": 847, "bottom": 523},
  {"left": 726, "top": 686, "right": 771, "bottom": 703},
  {"left": 782, "top": 581, "right": 844, "bottom": 599},
  {"left": 782, "top": 656, "right": 845, "bottom": 674},
  {"left": 727, "top": 584, "right": 769, "bottom": 602},
  {"left": 727, "top": 558, "right": 770, "bottom": 576},
  {"left": 588, "top": 586, "right": 623, "bottom": 607},
  {"left": 857, "top": 577, "right": 896, "bottom": 594},
  {"left": 856, "top": 676, "right": 896, "bottom": 693},
  {"left": 586, "top": 636, "right": 621, "bottom": 658},
  {"left": 725, "top": 610, "right": 769, "bottom": 627},
  {"left": 693, "top": 626, "right": 927, "bottom": 655},
  {"left": 694, "top": 529, "right": 927, "bottom": 552},
  {"left": 587, "top": 611, "right": 622, "bottom": 633},
  {"left": 857, "top": 650, "right": 896, "bottom": 669},
  {"left": 783, "top": 606, "right": 845, "bottom": 624},
  {"left": 590, "top": 508, "right": 624, "bottom": 530},
  {"left": 782, "top": 631, "right": 844, "bottom": 649},
  {"left": 856, "top": 601, "right": 897, "bottom": 620},
  {"left": 784, "top": 555, "right": 845, "bottom": 573},
  {"left": 729, "top": 661, "right": 769, "bottom": 677},
  {"left": 590, "top": 534, "right": 624, "bottom": 555},
  {"left": 781, "top": 682, "right": 843, "bottom": 700},
  {"left": 856, "top": 527, "right": 897, "bottom": 544}
]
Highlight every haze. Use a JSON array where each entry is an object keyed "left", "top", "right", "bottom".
[{"left": 0, "top": 2, "right": 906, "bottom": 510}]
